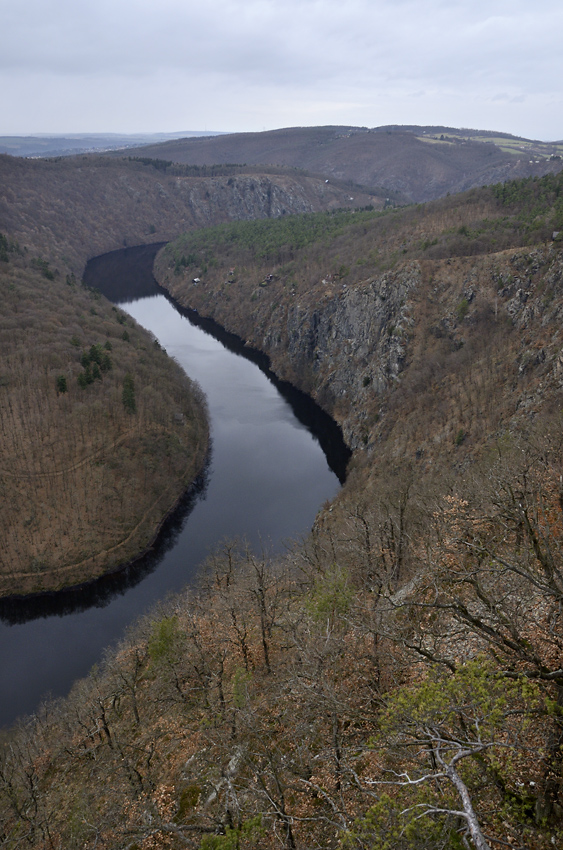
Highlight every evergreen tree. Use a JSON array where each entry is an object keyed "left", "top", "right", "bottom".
[{"left": 122, "top": 373, "right": 136, "bottom": 413}]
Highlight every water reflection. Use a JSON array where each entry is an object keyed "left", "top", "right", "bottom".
[
  {"left": 0, "top": 243, "right": 348, "bottom": 728},
  {"left": 86, "top": 244, "right": 351, "bottom": 483}
]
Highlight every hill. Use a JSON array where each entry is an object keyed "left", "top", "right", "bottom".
[
  {"left": 127, "top": 124, "right": 563, "bottom": 203},
  {"left": 155, "top": 171, "right": 563, "bottom": 461},
  {"left": 0, "top": 239, "right": 209, "bottom": 596},
  {"left": 0, "top": 154, "right": 380, "bottom": 277},
  {"left": 2, "top": 172, "right": 563, "bottom": 848}
]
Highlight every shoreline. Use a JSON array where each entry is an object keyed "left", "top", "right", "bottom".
[{"left": 0, "top": 449, "right": 210, "bottom": 620}]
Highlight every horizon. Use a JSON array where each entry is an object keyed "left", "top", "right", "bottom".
[
  {"left": 2, "top": 1, "right": 562, "bottom": 142},
  {"left": 2, "top": 124, "right": 563, "bottom": 145}
]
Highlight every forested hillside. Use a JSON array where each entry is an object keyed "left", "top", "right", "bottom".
[
  {"left": 0, "top": 237, "right": 208, "bottom": 596},
  {"left": 0, "top": 154, "right": 379, "bottom": 275},
  {"left": 2, "top": 172, "right": 563, "bottom": 848},
  {"left": 131, "top": 124, "right": 563, "bottom": 203},
  {"left": 156, "top": 172, "right": 563, "bottom": 453}
]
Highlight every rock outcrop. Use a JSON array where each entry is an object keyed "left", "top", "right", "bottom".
[
  {"left": 0, "top": 155, "right": 378, "bottom": 276},
  {"left": 156, "top": 236, "right": 563, "bottom": 465}
]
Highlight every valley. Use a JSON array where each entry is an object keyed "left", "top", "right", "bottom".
[
  {"left": 0, "top": 153, "right": 367, "bottom": 596},
  {"left": 2, "top": 129, "right": 563, "bottom": 849}
]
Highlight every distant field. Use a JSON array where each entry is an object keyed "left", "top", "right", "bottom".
[
  {"left": 417, "top": 130, "right": 563, "bottom": 160},
  {"left": 417, "top": 136, "right": 456, "bottom": 146}
]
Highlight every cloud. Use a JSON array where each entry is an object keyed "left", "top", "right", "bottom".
[{"left": 1, "top": 0, "right": 562, "bottom": 138}]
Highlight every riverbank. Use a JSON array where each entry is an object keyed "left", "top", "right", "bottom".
[
  {"left": 0, "top": 250, "right": 209, "bottom": 598},
  {"left": 0, "top": 274, "right": 341, "bottom": 729},
  {"left": 153, "top": 198, "right": 563, "bottom": 494},
  {"left": 3, "top": 173, "right": 563, "bottom": 849}
]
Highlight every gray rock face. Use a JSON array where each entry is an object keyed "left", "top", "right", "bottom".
[
  {"left": 0, "top": 156, "right": 375, "bottom": 275},
  {"left": 158, "top": 239, "right": 563, "bottom": 457},
  {"left": 158, "top": 244, "right": 423, "bottom": 450},
  {"left": 256, "top": 265, "right": 420, "bottom": 447},
  {"left": 176, "top": 176, "right": 317, "bottom": 225}
]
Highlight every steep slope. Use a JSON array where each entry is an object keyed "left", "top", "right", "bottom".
[
  {"left": 0, "top": 241, "right": 209, "bottom": 597},
  {"left": 0, "top": 154, "right": 379, "bottom": 278},
  {"left": 154, "top": 174, "right": 563, "bottom": 459}
]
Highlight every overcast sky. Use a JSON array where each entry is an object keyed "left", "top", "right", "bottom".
[{"left": 2, "top": 0, "right": 562, "bottom": 140}]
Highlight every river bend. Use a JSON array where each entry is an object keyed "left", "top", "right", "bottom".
[{"left": 0, "top": 244, "right": 348, "bottom": 728}]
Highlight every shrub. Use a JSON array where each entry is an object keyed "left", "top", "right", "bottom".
[
  {"left": 456, "top": 298, "right": 469, "bottom": 321},
  {"left": 454, "top": 428, "right": 466, "bottom": 446},
  {"left": 55, "top": 375, "right": 67, "bottom": 394}
]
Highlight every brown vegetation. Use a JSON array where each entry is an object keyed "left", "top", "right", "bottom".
[
  {"left": 3, "top": 154, "right": 563, "bottom": 847},
  {"left": 0, "top": 153, "right": 379, "bottom": 277},
  {"left": 2, "top": 431, "right": 563, "bottom": 849},
  {"left": 0, "top": 151, "right": 367, "bottom": 596},
  {"left": 0, "top": 248, "right": 208, "bottom": 596},
  {"left": 154, "top": 175, "right": 563, "bottom": 468}
]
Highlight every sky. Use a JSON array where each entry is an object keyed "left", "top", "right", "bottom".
[{"left": 2, "top": 0, "right": 562, "bottom": 141}]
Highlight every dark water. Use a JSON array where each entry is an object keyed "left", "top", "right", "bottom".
[{"left": 0, "top": 245, "right": 349, "bottom": 729}]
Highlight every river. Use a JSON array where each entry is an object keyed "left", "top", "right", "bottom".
[{"left": 0, "top": 244, "right": 349, "bottom": 729}]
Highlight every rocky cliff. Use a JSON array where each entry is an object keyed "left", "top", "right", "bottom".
[
  {"left": 0, "top": 154, "right": 378, "bottom": 276},
  {"left": 155, "top": 213, "right": 563, "bottom": 477},
  {"left": 157, "top": 255, "right": 419, "bottom": 450}
]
